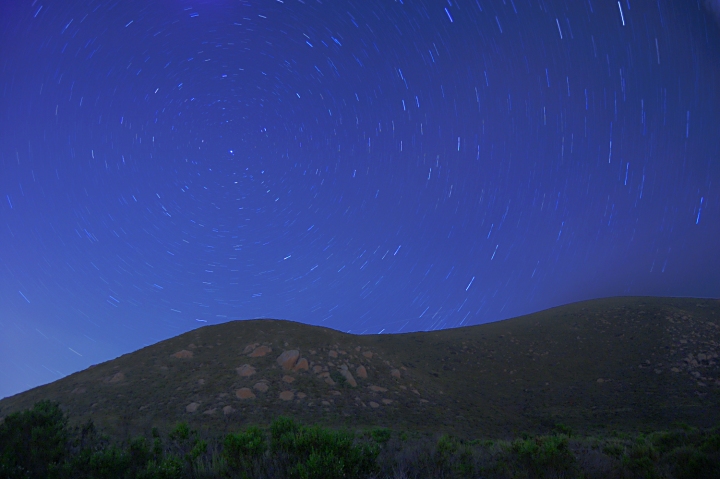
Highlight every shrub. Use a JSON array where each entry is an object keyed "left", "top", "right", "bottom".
[
  {"left": 511, "top": 434, "right": 578, "bottom": 478},
  {"left": 223, "top": 425, "right": 267, "bottom": 476},
  {"left": 622, "top": 438, "right": 660, "bottom": 479},
  {"left": 269, "top": 416, "right": 378, "bottom": 479},
  {"left": 0, "top": 400, "right": 69, "bottom": 479},
  {"left": 668, "top": 446, "right": 716, "bottom": 479},
  {"left": 369, "top": 427, "right": 392, "bottom": 445},
  {"left": 552, "top": 422, "right": 574, "bottom": 437}
]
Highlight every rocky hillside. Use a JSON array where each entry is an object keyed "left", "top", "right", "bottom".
[{"left": 1, "top": 296, "right": 718, "bottom": 443}]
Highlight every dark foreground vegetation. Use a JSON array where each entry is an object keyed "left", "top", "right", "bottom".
[{"left": 1, "top": 401, "right": 719, "bottom": 479}]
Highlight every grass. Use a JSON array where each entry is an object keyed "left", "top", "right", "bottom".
[{"left": 2, "top": 400, "right": 719, "bottom": 479}]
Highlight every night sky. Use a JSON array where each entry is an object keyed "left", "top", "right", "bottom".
[{"left": 1, "top": 0, "right": 719, "bottom": 399}]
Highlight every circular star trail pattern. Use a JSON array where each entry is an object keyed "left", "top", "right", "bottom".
[{"left": 1, "top": 0, "right": 719, "bottom": 398}]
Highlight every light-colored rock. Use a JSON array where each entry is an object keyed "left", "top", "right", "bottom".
[
  {"left": 390, "top": 369, "right": 401, "bottom": 379},
  {"left": 363, "top": 351, "right": 373, "bottom": 359},
  {"left": 236, "top": 364, "right": 257, "bottom": 377},
  {"left": 294, "top": 358, "right": 309, "bottom": 371},
  {"left": 282, "top": 375, "right": 295, "bottom": 383},
  {"left": 355, "top": 346, "right": 361, "bottom": 351},
  {"left": 321, "top": 400, "right": 330, "bottom": 406},
  {"left": 369, "top": 401, "right": 380, "bottom": 408},
  {"left": 249, "top": 345, "right": 272, "bottom": 357},
  {"left": 253, "top": 382, "right": 269, "bottom": 392},
  {"left": 671, "top": 367, "right": 680, "bottom": 373},
  {"left": 279, "top": 391, "right": 294, "bottom": 401},
  {"left": 325, "top": 377, "right": 336, "bottom": 386},
  {"left": 243, "top": 343, "right": 260, "bottom": 354},
  {"left": 198, "top": 379, "right": 205, "bottom": 385},
  {"left": 173, "top": 350, "right": 193, "bottom": 359},
  {"left": 223, "top": 406, "right": 235, "bottom": 415},
  {"left": 313, "top": 365, "right": 324, "bottom": 373},
  {"left": 330, "top": 390, "right": 342, "bottom": 396},
  {"left": 236, "top": 388, "right": 256, "bottom": 399},
  {"left": 277, "top": 350, "right": 300, "bottom": 370},
  {"left": 597, "top": 378, "right": 605, "bottom": 383},
  {"left": 329, "top": 350, "right": 338, "bottom": 358},
  {"left": 203, "top": 409, "right": 216, "bottom": 415},
  {"left": 188, "top": 343, "right": 197, "bottom": 349},
  {"left": 420, "top": 399, "right": 429, "bottom": 403},
  {"left": 382, "top": 399, "right": 393, "bottom": 405},
  {"left": 339, "top": 369, "right": 357, "bottom": 387},
  {"left": 297, "top": 392, "right": 307, "bottom": 399},
  {"left": 356, "top": 365, "right": 368, "bottom": 378},
  {"left": 412, "top": 389, "right": 420, "bottom": 395},
  {"left": 71, "top": 387, "right": 86, "bottom": 394},
  {"left": 369, "top": 385, "right": 388, "bottom": 392},
  {"left": 108, "top": 372, "right": 125, "bottom": 383},
  {"left": 186, "top": 402, "right": 199, "bottom": 413}
]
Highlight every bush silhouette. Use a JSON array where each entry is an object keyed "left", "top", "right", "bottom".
[
  {"left": 1, "top": 400, "right": 720, "bottom": 478},
  {"left": 0, "top": 400, "right": 69, "bottom": 479}
]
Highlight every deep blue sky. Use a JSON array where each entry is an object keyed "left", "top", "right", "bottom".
[{"left": 1, "top": 0, "right": 719, "bottom": 399}]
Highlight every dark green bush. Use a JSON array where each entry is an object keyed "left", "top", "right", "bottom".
[
  {"left": 622, "top": 438, "right": 660, "bottom": 479},
  {"left": 369, "top": 427, "right": 392, "bottom": 445},
  {"left": 511, "top": 434, "right": 578, "bottom": 478},
  {"left": 223, "top": 425, "right": 267, "bottom": 476},
  {"left": 552, "top": 422, "right": 573, "bottom": 437},
  {"left": 3, "top": 400, "right": 720, "bottom": 479},
  {"left": 270, "top": 416, "right": 378, "bottom": 479},
  {"left": 668, "top": 446, "right": 716, "bottom": 479},
  {"left": 0, "top": 400, "right": 69, "bottom": 479}
]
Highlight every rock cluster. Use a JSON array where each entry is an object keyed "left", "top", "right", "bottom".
[{"left": 180, "top": 342, "right": 428, "bottom": 416}]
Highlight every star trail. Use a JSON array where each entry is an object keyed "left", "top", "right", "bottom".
[{"left": 1, "top": 0, "right": 718, "bottom": 398}]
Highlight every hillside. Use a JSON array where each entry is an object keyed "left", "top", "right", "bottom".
[{"left": 1, "top": 296, "right": 718, "bottom": 444}]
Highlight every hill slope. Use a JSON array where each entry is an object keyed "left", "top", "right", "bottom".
[{"left": 1, "top": 296, "right": 719, "bottom": 443}]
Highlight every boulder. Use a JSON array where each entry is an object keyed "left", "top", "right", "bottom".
[
  {"left": 282, "top": 375, "right": 295, "bottom": 383},
  {"left": 243, "top": 343, "right": 260, "bottom": 354},
  {"left": 356, "top": 365, "right": 368, "bottom": 378},
  {"left": 107, "top": 372, "right": 125, "bottom": 383},
  {"left": 363, "top": 351, "right": 373, "bottom": 359},
  {"left": 249, "top": 345, "right": 272, "bottom": 357},
  {"left": 369, "top": 385, "right": 388, "bottom": 392},
  {"left": 236, "top": 364, "right": 257, "bottom": 377},
  {"left": 185, "top": 402, "right": 199, "bottom": 413},
  {"left": 328, "top": 350, "right": 338, "bottom": 358},
  {"left": 293, "top": 358, "right": 309, "bottom": 371},
  {"left": 253, "top": 382, "right": 269, "bottom": 392},
  {"left": 222, "top": 406, "right": 235, "bottom": 415},
  {"left": 173, "top": 350, "right": 194, "bottom": 359},
  {"left": 277, "top": 350, "right": 300, "bottom": 370},
  {"left": 236, "top": 388, "right": 256, "bottom": 399},
  {"left": 390, "top": 369, "right": 401, "bottom": 379},
  {"left": 369, "top": 401, "right": 380, "bottom": 408},
  {"left": 339, "top": 369, "right": 357, "bottom": 387},
  {"left": 279, "top": 391, "right": 294, "bottom": 401}
]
